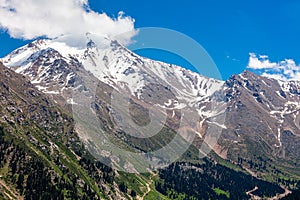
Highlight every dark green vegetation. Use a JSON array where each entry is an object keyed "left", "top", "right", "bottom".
[
  {"left": 155, "top": 159, "right": 285, "bottom": 200},
  {"left": 282, "top": 189, "right": 300, "bottom": 200}
]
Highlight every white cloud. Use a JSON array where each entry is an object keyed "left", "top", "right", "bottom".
[
  {"left": 0, "top": 0, "right": 137, "bottom": 47},
  {"left": 259, "top": 55, "right": 268, "bottom": 59},
  {"left": 247, "top": 53, "right": 277, "bottom": 69},
  {"left": 247, "top": 53, "right": 300, "bottom": 81}
]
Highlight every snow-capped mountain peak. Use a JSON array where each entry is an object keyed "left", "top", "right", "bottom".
[{"left": 1, "top": 35, "right": 224, "bottom": 105}]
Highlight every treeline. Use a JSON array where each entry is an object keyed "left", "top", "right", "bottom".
[
  {"left": 155, "top": 158, "right": 285, "bottom": 200},
  {"left": 236, "top": 155, "right": 299, "bottom": 188}
]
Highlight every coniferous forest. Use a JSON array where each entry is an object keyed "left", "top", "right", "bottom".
[{"left": 155, "top": 159, "right": 285, "bottom": 199}]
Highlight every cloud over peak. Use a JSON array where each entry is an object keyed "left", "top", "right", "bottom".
[
  {"left": 0, "top": 0, "right": 137, "bottom": 47},
  {"left": 247, "top": 53, "right": 300, "bottom": 81}
]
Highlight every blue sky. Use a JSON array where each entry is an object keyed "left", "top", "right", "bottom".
[{"left": 1, "top": 0, "right": 300, "bottom": 80}]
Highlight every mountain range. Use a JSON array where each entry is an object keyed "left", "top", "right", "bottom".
[{"left": 0, "top": 35, "right": 299, "bottom": 199}]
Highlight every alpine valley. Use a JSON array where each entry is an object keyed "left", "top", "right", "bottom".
[{"left": 0, "top": 35, "right": 299, "bottom": 200}]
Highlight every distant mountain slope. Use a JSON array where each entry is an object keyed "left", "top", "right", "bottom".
[{"left": 220, "top": 71, "right": 300, "bottom": 179}]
